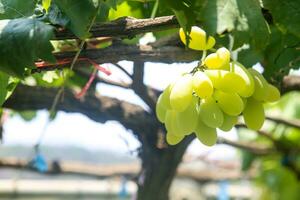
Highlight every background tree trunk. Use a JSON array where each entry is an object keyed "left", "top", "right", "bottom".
[{"left": 136, "top": 132, "right": 193, "bottom": 200}]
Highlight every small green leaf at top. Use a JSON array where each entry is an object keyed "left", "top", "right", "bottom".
[
  {"left": 18, "top": 110, "right": 37, "bottom": 122},
  {"left": 0, "top": 18, "right": 56, "bottom": 77},
  {"left": 52, "top": 0, "right": 98, "bottom": 39}
]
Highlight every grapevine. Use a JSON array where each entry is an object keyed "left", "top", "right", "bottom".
[{"left": 156, "top": 26, "right": 281, "bottom": 146}]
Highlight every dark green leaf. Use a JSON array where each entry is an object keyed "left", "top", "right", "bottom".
[
  {"left": 263, "top": 0, "right": 300, "bottom": 38},
  {"left": 47, "top": 3, "right": 70, "bottom": 27},
  {"left": 0, "top": 71, "right": 9, "bottom": 106},
  {"left": 0, "top": 0, "right": 37, "bottom": 19},
  {"left": 95, "top": 3, "right": 110, "bottom": 22},
  {"left": 263, "top": 26, "right": 300, "bottom": 80},
  {"left": 52, "top": 0, "right": 97, "bottom": 39},
  {"left": 241, "top": 150, "right": 256, "bottom": 171},
  {"left": 238, "top": 48, "right": 263, "bottom": 67},
  {"left": 102, "top": 0, "right": 119, "bottom": 10},
  {"left": 0, "top": 18, "right": 55, "bottom": 77}
]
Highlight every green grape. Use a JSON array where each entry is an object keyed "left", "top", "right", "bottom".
[
  {"left": 230, "top": 62, "right": 255, "bottom": 97},
  {"left": 192, "top": 71, "right": 213, "bottom": 99},
  {"left": 248, "top": 68, "right": 268, "bottom": 101},
  {"left": 205, "top": 70, "right": 245, "bottom": 94},
  {"left": 166, "top": 132, "right": 184, "bottom": 145},
  {"left": 170, "top": 74, "right": 193, "bottom": 112},
  {"left": 204, "top": 47, "right": 230, "bottom": 69},
  {"left": 204, "top": 69, "right": 223, "bottom": 88},
  {"left": 195, "top": 119, "right": 217, "bottom": 146},
  {"left": 243, "top": 98, "right": 265, "bottom": 130},
  {"left": 217, "top": 47, "right": 230, "bottom": 64},
  {"left": 199, "top": 97, "right": 223, "bottom": 128},
  {"left": 241, "top": 97, "right": 247, "bottom": 111},
  {"left": 265, "top": 84, "right": 280, "bottom": 102},
  {"left": 214, "top": 90, "right": 244, "bottom": 116},
  {"left": 179, "top": 26, "right": 215, "bottom": 51},
  {"left": 165, "top": 110, "right": 186, "bottom": 136},
  {"left": 204, "top": 53, "right": 222, "bottom": 69},
  {"left": 219, "top": 114, "right": 238, "bottom": 132},
  {"left": 156, "top": 94, "right": 167, "bottom": 123},
  {"left": 176, "top": 98, "right": 198, "bottom": 134},
  {"left": 220, "top": 72, "right": 245, "bottom": 93},
  {"left": 160, "top": 83, "right": 173, "bottom": 109}
]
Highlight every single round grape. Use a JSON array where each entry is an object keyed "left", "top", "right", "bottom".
[
  {"left": 199, "top": 97, "right": 224, "bottom": 128},
  {"left": 204, "top": 53, "right": 223, "bottom": 69},
  {"left": 221, "top": 72, "right": 245, "bottom": 93},
  {"left": 176, "top": 98, "right": 198, "bottom": 134},
  {"left": 219, "top": 114, "right": 238, "bottom": 132},
  {"left": 214, "top": 90, "right": 244, "bottom": 116},
  {"left": 265, "top": 84, "right": 280, "bottom": 102},
  {"left": 243, "top": 98, "right": 265, "bottom": 130},
  {"left": 166, "top": 132, "right": 184, "bottom": 145},
  {"left": 170, "top": 74, "right": 193, "bottom": 112},
  {"left": 165, "top": 110, "right": 186, "bottom": 136},
  {"left": 192, "top": 71, "right": 214, "bottom": 99},
  {"left": 161, "top": 83, "right": 173, "bottom": 109},
  {"left": 204, "top": 47, "right": 230, "bottom": 69},
  {"left": 156, "top": 94, "right": 167, "bottom": 123},
  {"left": 248, "top": 68, "right": 268, "bottom": 101},
  {"left": 217, "top": 47, "right": 230, "bottom": 64},
  {"left": 179, "top": 26, "right": 215, "bottom": 51},
  {"left": 230, "top": 62, "right": 255, "bottom": 97},
  {"left": 241, "top": 97, "right": 247, "bottom": 109},
  {"left": 205, "top": 70, "right": 245, "bottom": 93},
  {"left": 195, "top": 119, "right": 217, "bottom": 146}
]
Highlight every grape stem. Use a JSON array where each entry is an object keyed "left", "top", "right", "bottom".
[
  {"left": 190, "top": 50, "right": 207, "bottom": 74},
  {"left": 201, "top": 50, "right": 207, "bottom": 63}
]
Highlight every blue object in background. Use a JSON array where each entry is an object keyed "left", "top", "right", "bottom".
[
  {"left": 118, "top": 176, "right": 128, "bottom": 198},
  {"left": 31, "top": 153, "right": 48, "bottom": 173},
  {"left": 218, "top": 180, "right": 229, "bottom": 200}
]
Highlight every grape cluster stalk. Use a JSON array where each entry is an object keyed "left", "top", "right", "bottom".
[{"left": 156, "top": 26, "right": 281, "bottom": 146}]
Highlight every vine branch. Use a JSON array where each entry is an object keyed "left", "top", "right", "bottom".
[{"left": 55, "top": 16, "right": 178, "bottom": 40}]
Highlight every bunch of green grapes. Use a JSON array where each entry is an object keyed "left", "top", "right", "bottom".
[{"left": 156, "top": 26, "right": 281, "bottom": 146}]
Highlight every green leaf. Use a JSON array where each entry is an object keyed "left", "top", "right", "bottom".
[
  {"left": 0, "top": 18, "right": 55, "bottom": 77},
  {"left": 237, "top": 47, "right": 263, "bottom": 67},
  {"left": 47, "top": 3, "right": 70, "bottom": 27},
  {"left": 102, "top": 0, "right": 119, "bottom": 10},
  {"left": 241, "top": 150, "right": 256, "bottom": 171},
  {"left": 259, "top": 164, "right": 300, "bottom": 199},
  {"left": 0, "top": 0, "right": 37, "bottom": 19},
  {"left": 263, "top": 0, "right": 300, "bottom": 38},
  {"left": 18, "top": 110, "right": 37, "bottom": 121},
  {"left": 95, "top": 3, "right": 110, "bottom": 22},
  {"left": 263, "top": 26, "right": 300, "bottom": 80},
  {"left": 0, "top": 71, "right": 9, "bottom": 106},
  {"left": 198, "top": 0, "right": 270, "bottom": 49},
  {"left": 52, "top": 0, "right": 97, "bottom": 39}
]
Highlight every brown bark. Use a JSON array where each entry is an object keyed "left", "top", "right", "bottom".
[
  {"left": 55, "top": 16, "right": 179, "bottom": 40},
  {"left": 3, "top": 85, "right": 158, "bottom": 140}
]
